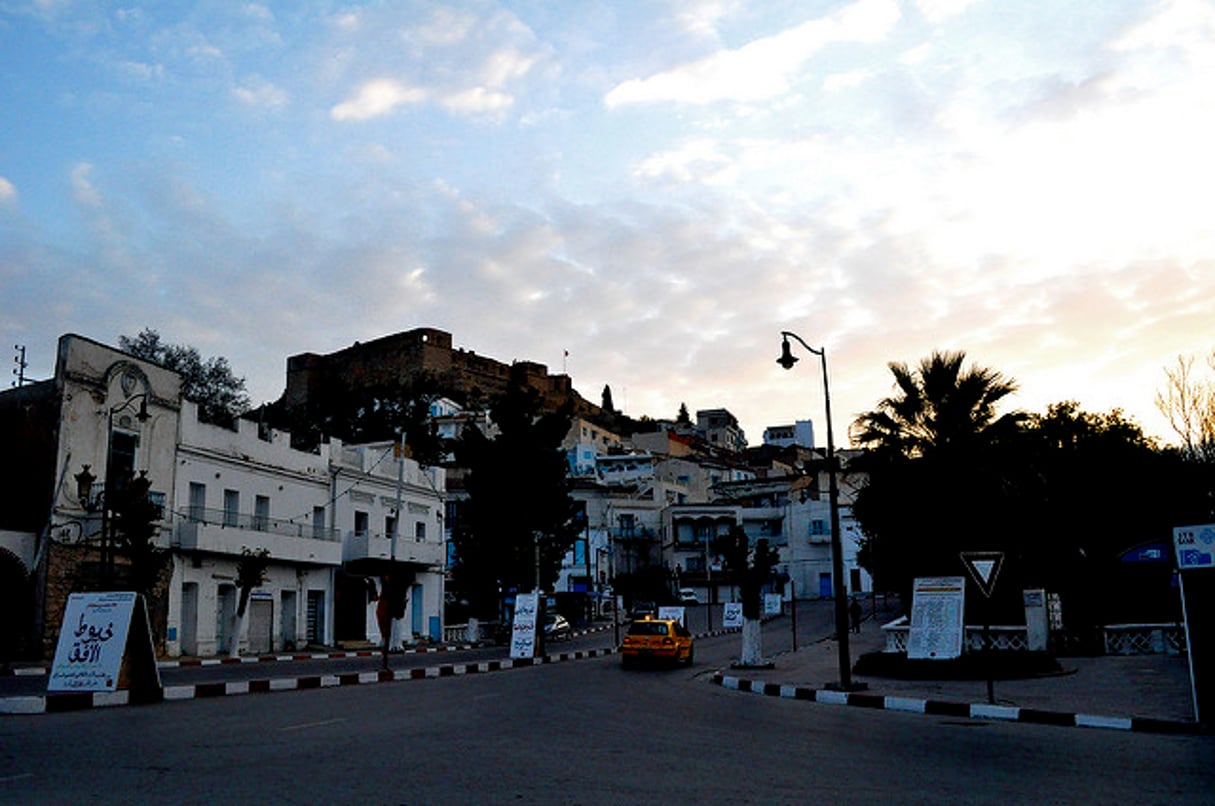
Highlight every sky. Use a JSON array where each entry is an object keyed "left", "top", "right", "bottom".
[{"left": 3, "top": 0, "right": 1213, "bottom": 448}]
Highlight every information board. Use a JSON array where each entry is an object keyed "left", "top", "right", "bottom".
[
  {"left": 907, "top": 576, "right": 966, "bottom": 660},
  {"left": 764, "top": 594, "right": 783, "bottom": 616},
  {"left": 658, "top": 605, "right": 686, "bottom": 626},
  {"left": 48, "top": 591, "right": 160, "bottom": 694},
  {"left": 509, "top": 592, "right": 539, "bottom": 659},
  {"left": 722, "top": 602, "right": 744, "bottom": 628}
]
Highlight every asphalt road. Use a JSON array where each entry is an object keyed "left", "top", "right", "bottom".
[{"left": 2, "top": 614, "right": 1212, "bottom": 804}]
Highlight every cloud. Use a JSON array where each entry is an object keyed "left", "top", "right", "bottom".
[
  {"left": 0, "top": 176, "right": 16, "bottom": 204},
  {"left": 232, "top": 76, "right": 288, "bottom": 109},
  {"left": 440, "top": 86, "right": 514, "bottom": 115},
  {"left": 604, "top": 0, "right": 900, "bottom": 107},
  {"left": 414, "top": 7, "right": 479, "bottom": 46},
  {"left": 331, "top": 78, "right": 428, "bottom": 121},
  {"left": 70, "top": 163, "right": 101, "bottom": 208},
  {"left": 913, "top": 0, "right": 976, "bottom": 24}
]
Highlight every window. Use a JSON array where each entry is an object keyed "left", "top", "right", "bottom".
[
  {"left": 253, "top": 495, "right": 270, "bottom": 531},
  {"left": 386, "top": 515, "right": 398, "bottom": 540},
  {"left": 354, "top": 511, "right": 369, "bottom": 538},
  {"left": 312, "top": 506, "right": 326, "bottom": 540},
  {"left": 693, "top": 523, "right": 712, "bottom": 541},
  {"left": 415, "top": 521, "right": 426, "bottom": 541},
  {"left": 810, "top": 519, "right": 829, "bottom": 536},
  {"left": 223, "top": 489, "right": 240, "bottom": 527},
  {"left": 618, "top": 514, "right": 636, "bottom": 537},
  {"left": 188, "top": 483, "right": 206, "bottom": 522},
  {"left": 107, "top": 431, "right": 138, "bottom": 494}
]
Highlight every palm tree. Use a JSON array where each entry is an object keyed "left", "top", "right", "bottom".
[
  {"left": 851, "top": 350, "right": 1023, "bottom": 459},
  {"left": 850, "top": 351, "right": 1027, "bottom": 605}
]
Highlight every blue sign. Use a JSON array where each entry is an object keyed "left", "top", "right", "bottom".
[{"left": 1173, "top": 524, "right": 1215, "bottom": 571}]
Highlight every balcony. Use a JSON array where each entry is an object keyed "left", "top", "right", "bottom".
[
  {"left": 174, "top": 508, "right": 343, "bottom": 566},
  {"left": 343, "top": 532, "right": 445, "bottom": 569}
]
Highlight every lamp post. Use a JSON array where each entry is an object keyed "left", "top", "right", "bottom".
[
  {"left": 777, "top": 331, "right": 855, "bottom": 690},
  {"left": 76, "top": 393, "right": 150, "bottom": 587}
]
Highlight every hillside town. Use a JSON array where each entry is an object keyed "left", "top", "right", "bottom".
[{"left": 0, "top": 329, "right": 869, "bottom": 662}]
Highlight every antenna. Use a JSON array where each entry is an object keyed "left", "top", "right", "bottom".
[{"left": 12, "top": 344, "right": 28, "bottom": 387}]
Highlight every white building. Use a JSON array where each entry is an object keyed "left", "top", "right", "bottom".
[{"left": 2, "top": 334, "right": 446, "bottom": 661}]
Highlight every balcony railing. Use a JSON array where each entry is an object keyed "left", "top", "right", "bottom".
[
  {"left": 344, "top": 531, "right": 445, "bottom": 567},
  {"left": 177, "top": 507, "right": 341, "bottom": 542}
]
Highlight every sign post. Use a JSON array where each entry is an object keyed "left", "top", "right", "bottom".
[
  {"left": 721, "top": 602, "right": 744, "bottom": 629},
  {"left": 509, "top": 592, "right": 539, "bottom": 660},
  {"left": 961, "top": 552, "right": 1005, "bottom": 705},
  {"left": 1173, "top": 524, "right": 1215, "bottom": 723},
  {"left": 48, "top": 591, "right": 161, "bottom": 703}
]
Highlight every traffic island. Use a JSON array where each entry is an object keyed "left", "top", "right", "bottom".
[{"left": 853, "top": 649, "right": 1064, "bottom": 680}]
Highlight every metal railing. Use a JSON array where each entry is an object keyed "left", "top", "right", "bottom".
[
  {"left": 882, "top": 617, "right": 1189, "bottom": 657},
  {"left": 176, "top": 507, "right": 342, "bottom": 542}
]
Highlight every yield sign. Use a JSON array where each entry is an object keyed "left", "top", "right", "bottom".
[{"left": 960, "top": 551, "right": 1005, "bottom": 598}]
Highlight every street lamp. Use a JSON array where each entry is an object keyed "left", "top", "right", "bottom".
[
  {"left": 777, "top": 331, "right": 856, "bottom": 690},
  {"left": 76, "top": 393, "right": 150, "bottom": 586}
]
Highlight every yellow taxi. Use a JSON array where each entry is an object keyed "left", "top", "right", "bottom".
[{"left": 620, "top": 616, "right": 694, "bottom": 668}]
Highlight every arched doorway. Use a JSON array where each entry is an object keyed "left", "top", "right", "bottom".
[{"left": 0, "top": 548, "right": 34, "bottom": 666}]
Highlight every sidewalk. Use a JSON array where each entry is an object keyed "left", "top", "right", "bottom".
[{"left": 711, "top": 620, "right": 1203, "bottom": 735}]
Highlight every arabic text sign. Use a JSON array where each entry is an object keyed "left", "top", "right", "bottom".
[
  {"left": 48, "top": 592, "right": 137, "bottom": 692},
  {"left": 657, "top": 606, "right": 686, "bottom": 626},
  {"left": 721, "top": 602, "right": 744, "bottom": 628},
  {"left": 907, "top": 577, "right": 966, "bottom": 660},
  {"left": 1174, "top": 524, "right": 1215, "bottom": 571},
  {"left": 509, "top": 593, "right": 539, "bottom": 659}
]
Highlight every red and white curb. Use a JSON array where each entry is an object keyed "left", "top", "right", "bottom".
[
  {"left": 0, "top": 648, "right": 616, "bottom": 716},
  {"left": 711, "top": 672, "right": 1204, "bottom": 736}
]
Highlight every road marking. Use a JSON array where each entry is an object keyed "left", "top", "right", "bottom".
[
  {"left": 279, "top": 717, "right": 347, "bottom": 732},
  {"left": 0, "top": 773, "right": 34, "bottom": 783}
]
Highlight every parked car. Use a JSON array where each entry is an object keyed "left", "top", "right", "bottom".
[
  {"left": 678, "top": 588, "right": 699, "bottom": 604},
  {"left": 543, "top": 613, "right": 571, "bottom": 641},
  {"left": 620, "top": 617, "right": 694, "bottom": 668}
]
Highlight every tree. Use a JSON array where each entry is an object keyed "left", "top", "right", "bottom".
[
  {"left": 713, "top": 526, "right": 779, "bottom": 667},
  {"left": 677, "top": 403, "right": 691, "bottom": 424},
  {"left": 120, "top": 329, "right": 251, "bottom": 426},
  {"left": 228, "top": 547, "right": 270, "bottom": 657},
  {"left": 272, "top": 371, "right": 448, "bottom": 464},
  {"left": 1156, "top": 351, "right": 1215, "bottom": 462},
  {"left": 601, "top": 384, "right": 615, "bottom": 414},
  {"left": 107, "top": 469, "right": 173, "bottom": 648},
  {"left": 451, "top": 382, "right": 581, "bottom": 620},
  {"left": 1020, "top": 403, "right": 1192, "bottom": 631},
  {"left": 850, "top": 351, "right": 1027, "bottom": 610}
]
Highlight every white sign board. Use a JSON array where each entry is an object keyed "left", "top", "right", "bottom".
[
  {"left": 658, "top": 606, "right": 686, "bottom": 626},
  {"left": 1174, "top": 523, "right": 1215, "bottom": 571},
  {"left": 510, "top": 593, "right": 540, "bottom": 659},
  {"left": 722, "top": 602, "right": 744, "bottom": 629},
  {"left": 907, "top": 577, "right": 966, "bottom": 660},
  {"left": 764, "top": 594, "right": 783, "bottom": 616},
  {"left": 49, "top": 592, "right": 141, "bottom": 692}
]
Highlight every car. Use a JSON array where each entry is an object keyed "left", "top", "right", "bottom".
[
  {"left": 543, "top": 613, "right": 571, "bottom": 641},
  {"left": 629, "top": 601, "right": 657, "bottom": 619},
  {"left": 620, "top": 617, "right": 694, "bottom": 668},
  {"left": 678, "top": 588, "right": 699, "bottom": 604}
]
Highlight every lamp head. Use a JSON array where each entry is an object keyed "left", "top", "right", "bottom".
[
  {"left": 776, "top": 337, "right": 799, "bottom": 370},
  {"left": 75, "top": 465, "right": 96, "bottom": 507},
  {"left": 136, "top": 396, "right": 150, "bottom": 422}
]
